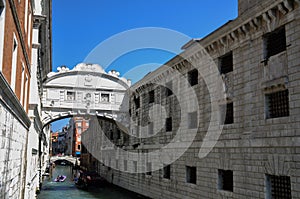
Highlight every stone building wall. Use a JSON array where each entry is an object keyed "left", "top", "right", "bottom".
[
  {"left": 0, "top": 102, "right": 28, "bottom": 199},
  {"left": 82, "top": 0, "right": 300, "bottom": 198}
]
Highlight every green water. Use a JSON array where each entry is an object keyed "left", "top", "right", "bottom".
[{"left": 37, "top": 165, "right": 146, "bottom": 199}]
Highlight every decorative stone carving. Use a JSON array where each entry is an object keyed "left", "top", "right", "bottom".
[{"left": 264, "top": 154, "right": 292, "bottom": 176}]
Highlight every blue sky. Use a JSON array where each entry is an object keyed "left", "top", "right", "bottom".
[{"left": 51, "top": 0, "right": 238, "bottom": 132}]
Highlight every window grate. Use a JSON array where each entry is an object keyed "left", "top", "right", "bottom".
[
  {"left": 134, "top": 96, "right": 140, "bottom": 109},
  {"left": 186, "top": 166, "right": 197, "bottom": 184},
  {"left": 265, "top": 27, "right": 286, "bottom": 59},
  {"left": 266, "top": 90, "right": 289, "bottom": 119},
  {"left": 267, "top": 175, "right": 291, "bottom": 199},
  {"left": 219, "top": 52, "right": 233, "bottom": 74},
  {"left": 146, "top": 162, "right": 152, "bottom": 175},
  {"left": 124, "top": 160, "right": 127, "bottom": 171},
  {"left": 188, "top": 69, "right": 198, "bottom": 86},
  {"left": 225, "top": 102, "right": 234, "bottom": 124},
  {"left": 166, "top": 81, "right": 173, "bottom": 97},
  {"left": 218, "top": 169, "right": 233, "bottom": 192},
  {"left": 163, "top": 165, "right": 171, "bottom": 179},
  {"left": 188, "top": 111, "right": 198, "bottom": 129},
  {"left": 166, "top": 117, "right": 172, "bottom": 132},
  {"left": 149, "top": 90, "right": 155, "bottom": 103}
]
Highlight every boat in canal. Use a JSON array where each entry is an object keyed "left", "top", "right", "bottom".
[
  {"left": 54, "top": 175, "right": 67, "bottom": 182},
  {"left": 75, "top": 170, "right": 106, "bottom": 189}
]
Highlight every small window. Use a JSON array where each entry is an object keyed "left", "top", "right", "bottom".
[
  {"left": 77, "top": 144, "right": 81, "bottom": 150},
  {"left": 166, "top": 117, "right": 172, "bottom": 132},
  {"left": 188, "top": 69, "right": 198, "bottom": 86},
  {"left": 133, "top": 161, "right": 137, "bottom": 172},
  {"left": 101, "top": 93, "right": 110, "bottom": 102},
  {"left": 163, "top": 165, "right": 171, "bottom": 179},
  {"left": 264, "top": 27, "right": 286, "bottom": 59},
  {"left": 109, "top": 130, "right": 114, "bottom": 140},
  {"left": 225, "top": 102, "right": 234, "bottom": 124},
  {"left": 146, "top": 162, "right": 152, "bottom": 175},
  {"left": 266, "top": 175, "right": 291, "bottom": 199},
  {"left": 124, "top": 160, "right": 128, "bottom": 171},
  {"left": 219, "top": 52, "right": 233, "bottom": 74},
  {"left": 66, "top": 91, "right": 75, "bottom": 101},
  {"left": 266, "top": 90, "right": 289, "bottom": 119},
  {"left": 115, "top": 160, "right": 119, "bottom": 169},
  {"left": 166, "top": 81, "right": 173, "bottom": 96},
  {"left": 186, "top": 166, "right": 196, "bottom": 184},
  {"left": 134, "top": 96, "right": 140, "bottom": 109},
  {"left": 148, "top": 122, "right": 154, "bottom": 135},
  {"left": 218, "top": 169, "right": 233, "bottom": 192},
  {"left": 188, "top": 111, "right": 198, "bottom": 129},
  {"left": 149, "top": 90, "right": 155, "bottom": 103},
  {"left": 116, "top": 129, "right": 121, "bottom": 139}
]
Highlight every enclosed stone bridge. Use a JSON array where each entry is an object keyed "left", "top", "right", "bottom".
[
  {"left": 41, "top": 63, "right": 131, "bottom": 130},
  {"left": 50, "top": 155, "right": 78, "bottom": 165}
]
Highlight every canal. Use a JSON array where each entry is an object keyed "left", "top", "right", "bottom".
[{"left": 38, "top": 165, "right": 147, "bottom": 199}]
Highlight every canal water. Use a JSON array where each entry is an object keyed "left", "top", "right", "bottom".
[{"left": 37, "top": 165, "right": 147, "bottom": 199}]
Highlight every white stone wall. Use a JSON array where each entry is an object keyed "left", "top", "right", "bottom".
[
  {"left": 24, "top": 123, "right": 39, "bottom": 199},
  {"left": 0, "top": 103, "right": 27, "bottom": 199}
]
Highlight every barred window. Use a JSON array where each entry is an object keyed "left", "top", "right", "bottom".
[
  {"left": 266, "top": 175, "right": 291, "bottom": 199},
  {"left": 266, "top": 90, "right": 289, "bottom": 119},
  {"left": 116, "top": 129, "right": 121, "bottom": 139},
  {"left": 149, "top": 90, "right": 155, "bottom": 103},
  {"left": 166, "top": 81, "right": 173, "bottom": 96},
  {"left": 166, "top": 117, "right": 172, "bottom": 132},
  {"left": 224, "top": 102, "right": 234, "bottom": 124},
  {"left": 134, "top": 96, "right": 140, "bottom": 109},
  {"left": 146, "top": 162, "right": 152, "bottom": 175},
  {"left": 163, "top": 165, "right": 171, "bottom": 179},
  {"left": 264, "top": 27, "right": 286, "bottom": 59},
  {"left": 218, "top": 169, "right": 233, "bottom": 192},
  {"left": 188, "top": 69, "right": 198, "bottom": 86},
  {"left": 133, "top": 161, "right": 137, "bottom": 172},
  {"left": 219, "top": 52, "right": 233, "bottom": 74},
  {"left": 186, "top": 166, "right": 196, "bottom": 184},
  {"left": 101, "top": 93, "right": 110, "bottom": 102},
  {"left": 188, "top": 111, "right": 198, "bottom": 129},
  {"left": 66, "top": 91, "right": 75, "bottom": 101},
  {"left": 115, "top": 160, "right": 119, "bottom": 169},
  {"left": 124, "top": 160, "right": 128, "bottom": 171},
  {"left": 148, "top": 122, "right": 154, "bottom": 135}
]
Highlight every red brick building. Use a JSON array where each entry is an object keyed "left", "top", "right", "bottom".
[
  {"left": 73, "top": 117, "right": 89, "bottom": 157},
  {"left": 65, "top": 117, "right": 89, "bottom": 157},
  {"left": 1, "top": 0, "right": 32, "bottom": 110}
]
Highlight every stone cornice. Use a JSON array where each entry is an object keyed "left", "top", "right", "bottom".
[
  {"left": 0, "top": 72, "right": 31, "bottom": 129},
  {"left": 192, "top": 0, "right": 299, "bottom": 55},
  {"left": 44, "top": 71, "right": 131, "bottom": 89}
]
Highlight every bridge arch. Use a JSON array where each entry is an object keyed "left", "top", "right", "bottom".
[
  {"left": 50, "top": 155, "right": 78, "bottom": 165},
  {"left": 42, "top": 63, "right": 131, "bottom": 130}
]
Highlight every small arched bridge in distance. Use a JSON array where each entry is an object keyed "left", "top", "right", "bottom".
[
  {"left": 50, "top": 155, "right": 78, "bottom": 165},
  {"left": 41, "top": 63, "right": 131, "bottom": 132}
]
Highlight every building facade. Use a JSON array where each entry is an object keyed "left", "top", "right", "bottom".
[
  {"left": 72, "top": 117, "right": 89, "bottom": 157},
  {"left": 82, "top": 0, "right": 300, "bottom": 198},
  {"left": 0, "top": 0, "right": 52, "bottom": 198}
]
